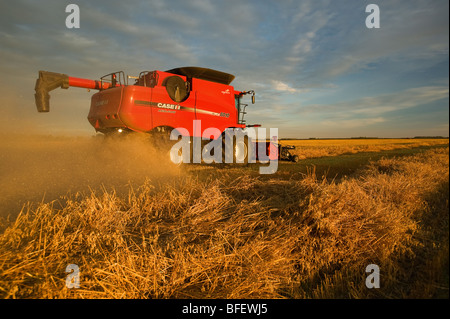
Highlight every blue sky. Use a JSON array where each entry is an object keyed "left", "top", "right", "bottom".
[{"left": 0, "top": 0, "right": 448, "bottom": 138}]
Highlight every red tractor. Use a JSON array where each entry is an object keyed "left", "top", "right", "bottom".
[{"left": 34, "top": 67, "right": 284, "bottom": 163}]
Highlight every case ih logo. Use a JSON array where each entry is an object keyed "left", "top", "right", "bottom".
[
  {"left": 221, "top": 89, "right": 231, "bottom": 95},
  {"left": 157, "top": 102, "right": 181, "bottom": 110}
]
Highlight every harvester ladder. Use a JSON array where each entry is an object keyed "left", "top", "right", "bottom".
[{"left": 239, "top": 103, "right": 248, "bottom": 124}]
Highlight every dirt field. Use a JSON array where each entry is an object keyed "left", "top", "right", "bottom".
[
  {"left": 0, "top": 134, "right": 184, "bottom": 220},
  {"left": 0, "top": 134, "right": 448, "bottom": 298}
]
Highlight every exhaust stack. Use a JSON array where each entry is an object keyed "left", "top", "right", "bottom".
[{"left": 34, "top": 71, "right": 70, "bottom": 112}]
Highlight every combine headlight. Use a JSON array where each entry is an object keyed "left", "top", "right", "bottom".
[{"left": 117, "top": 128, "right": 123, "bottom": 133}]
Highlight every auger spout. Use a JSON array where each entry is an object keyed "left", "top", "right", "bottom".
[
  {"left": 34, "top": 70, "right": 116, "bottom": 112},
  {"left": 34, "top": 71, "right": 69, "bottom": 112}
]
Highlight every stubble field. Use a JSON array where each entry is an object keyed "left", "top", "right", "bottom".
[{"left": 0, "top": 135, "right": 448, "bottom": 298}]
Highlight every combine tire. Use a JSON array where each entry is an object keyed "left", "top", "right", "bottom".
[
  {"left": 234, "top": 135, "right": 249, "bottom": 165},
  {"left": 222, "top": 129, "right": 250, "bottom": 165},
  {"left": 150, "top": 127, "right": 184, "bottom": 165}
]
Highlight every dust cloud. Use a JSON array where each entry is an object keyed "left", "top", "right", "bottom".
[{"left": 0, "top": 133, "right": 184, "bottom": 220}]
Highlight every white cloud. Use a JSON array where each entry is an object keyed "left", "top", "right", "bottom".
[
  {"left": 297, "top": 85, "right": 448, "bottom": 116},
  {"left": 272, "top": 80, "right": 311, "bottom": 94},
  {"left": 60, "top": 32, "right": 96, "bottom": 48},
  {"left": 321, "top": 117, "right": 385, "bottom": 128},
  {"left": 272, "top": 80, "right": 298, "bottom": 93},
  {"left": 312, "top": 1, "right": 449, "bottom": 81},
  {"left": 350, "top": 86, "right": 449, "bottom": 116}
]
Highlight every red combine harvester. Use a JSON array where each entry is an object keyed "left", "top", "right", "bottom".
[{"left": 34, "top": 67, "right": 298, "bottom": 163}]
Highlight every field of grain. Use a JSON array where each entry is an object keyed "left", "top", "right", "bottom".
[
  {"left": 0, "top": 135, "right": 448, "bottom": 299},
  {"left": 281, "top": 138, "right": 448, "bottom": 159}
]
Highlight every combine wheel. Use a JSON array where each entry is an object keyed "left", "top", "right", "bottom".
[
  {"left": 234, "top": 135, "right": 249, "bottom": 165},
  {"left": 150, "top": 126, "right": 173, "bottom": 159},
  {"left": 222, "top": 129, "right": 250, "bottom": 166},
  {"left": 151, "top": 127, "right": 192, "bottom": 165}
]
